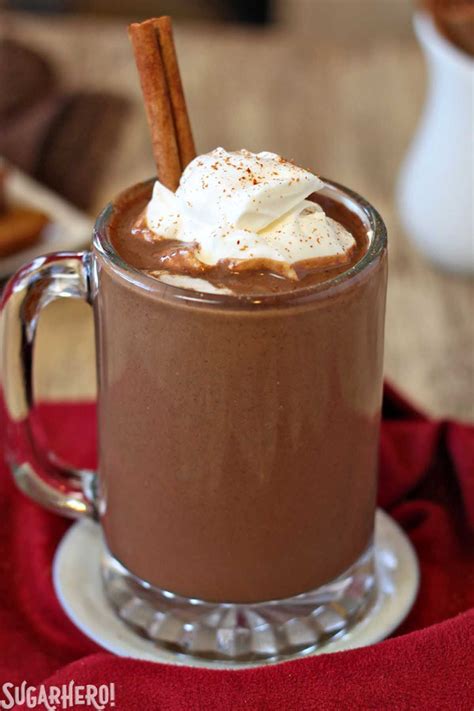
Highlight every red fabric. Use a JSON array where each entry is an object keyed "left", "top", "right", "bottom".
[{"left": 0, "top": 385, "right": 473, "bottom": 710}]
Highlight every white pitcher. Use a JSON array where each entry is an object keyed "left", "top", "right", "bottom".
[{"left": 397, "top": 12, "right": 474, "bottom": 274}]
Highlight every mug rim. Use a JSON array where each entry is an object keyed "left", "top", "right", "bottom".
[{"left": 92, "top": 177, "right": 387, "bottom": 308}]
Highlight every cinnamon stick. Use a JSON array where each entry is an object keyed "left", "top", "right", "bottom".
[
  {"left": 154, "top": 17, "right": 196, "bottom": 170},
  {"left": 128, "top": 17, "right": 196, "bottom": 190}
]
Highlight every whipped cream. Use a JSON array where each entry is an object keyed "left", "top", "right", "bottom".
[
  {"left": 151, "top": 272, "right": 232, "bottom": 295},
  {"left": 145, "top": 148, "right": 356, "bottom": 279}
]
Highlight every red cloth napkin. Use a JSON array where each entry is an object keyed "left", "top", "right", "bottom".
[{"left": 0, "top": 385, "right": 473, "bottom": 710}]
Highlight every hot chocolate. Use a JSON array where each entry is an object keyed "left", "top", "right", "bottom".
[{"left": 93, "top": 151, "right": 387, "bottom": 603}]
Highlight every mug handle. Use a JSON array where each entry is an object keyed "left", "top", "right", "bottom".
[{"left": 1, "top": 251, "right": 96, "bottom": 519}]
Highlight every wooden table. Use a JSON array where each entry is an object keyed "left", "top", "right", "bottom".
[{"left": 3, "top": 9, "right": 474, "bottom": 421}]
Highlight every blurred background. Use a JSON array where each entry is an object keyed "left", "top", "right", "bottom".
[{"left": 1, "top": 0, "right": 473, "bottom": 420}]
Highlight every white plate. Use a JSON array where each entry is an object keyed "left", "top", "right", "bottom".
[
  {"left": 1, "top": 163, "right": 93, "bottom": 279},
  {"left": 53, "top": 509, "right": 419, "bottom": 669}
]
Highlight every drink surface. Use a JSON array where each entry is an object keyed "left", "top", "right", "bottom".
[
  {"left": 109, "top": 148, "right": 369, "bottom": 296},
  {"left": 108, "top": 183, "right": 369, "bottom": 297}
]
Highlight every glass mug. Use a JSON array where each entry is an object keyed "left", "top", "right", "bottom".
[{"left": 1, "top": 179, "right": 387, "bottom": 662}]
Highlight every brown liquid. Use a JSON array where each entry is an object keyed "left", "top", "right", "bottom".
[
  {"left": 94, "top": 180, "right": 387, "bottom": 603},
  {"left": 110, "top": 182, "right": 369, "bottom": 296}
]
